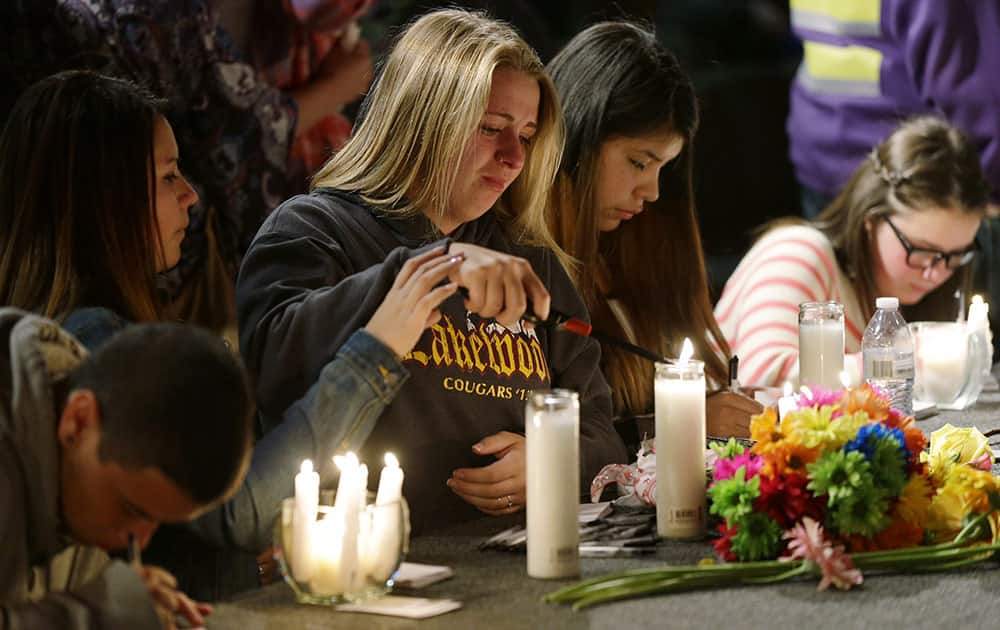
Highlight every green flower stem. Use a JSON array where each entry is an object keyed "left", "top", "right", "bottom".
[
  {"left": 547, "top": 541, "right": 1000, "bottom": 610},
  {"left": 545, "top": 561, "right": 795, "bottom": 603},
  {"left": 570, "top": 572, "right": 751, "bottom": 611},
  {"left": 546, "top": 509, "right": 1000, "bottom": 611},
  {"left": 954, "top": 511, "right": 992, "bottom": 544},
  {"left": 741, "top": 563, "right": 809, "bottom": 584},
  {"left": 547, "top": 564, "right": 792, "bottom": 604}
]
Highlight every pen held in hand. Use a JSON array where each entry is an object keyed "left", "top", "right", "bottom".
[
  {"left": 455, "top": 286, "right": 665, "bottom": 364},
  {"left": 128, "top": 533, "right": 141, "bottom": 566}
]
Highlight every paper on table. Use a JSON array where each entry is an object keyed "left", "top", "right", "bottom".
[
  {"left": 579, "top": 501, "right": 612, "bottom": 523},
  {"left": 336, "top": 595, "right": 462, "bottom": 619},
  {"left": 393, "top": 562, "right": 454, "bottom": 589}
]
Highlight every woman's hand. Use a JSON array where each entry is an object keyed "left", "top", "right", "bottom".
[
  {"left": 133, "top": 564, "right": 212, "bottom": 629},
  {"left": 447, "top": 431, "right": 525, "bottom": 515},
  {"left": 447, "top": 243, "right": 550, "bottom": 327},
  {"left": 364, "top": 247, "right": 462, "bottom": 357}
]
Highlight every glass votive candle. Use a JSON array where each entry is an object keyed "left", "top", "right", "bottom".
[
  {"left": 798, "top": 301, "right": 845, "bottom": 390},
  {"left": 910, "top": 321, "right": 988, "bottom": 410},
  {"left": 274, "top": 493, "right": 410, "bottom": 605}
]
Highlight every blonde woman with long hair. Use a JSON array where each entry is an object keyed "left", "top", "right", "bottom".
[{"left": 236, "top": 9, "right": 628, "bottom": 533}]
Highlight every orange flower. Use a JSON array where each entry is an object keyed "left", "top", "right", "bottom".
[
  {"left": 872, "top": 515, "right": 925, "bottom": 550},
  {"left": 750, "top": 408, "right": 787, "bottom": 458},
  {"left": 767, "top": 441, "right": 820, "bottom": 477},
  {"left": 839, "top": 384, "right": 889, "bottom": 421},
  {"left": 902, "top": 426, "right": 928, "bottom": 464}
]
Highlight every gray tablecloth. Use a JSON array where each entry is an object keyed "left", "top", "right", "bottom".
[{"left": 208, "top": 382, "right": 1000, "bottom": 630}]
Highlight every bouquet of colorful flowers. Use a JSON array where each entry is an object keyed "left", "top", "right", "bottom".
[{"left": 547, "top": 385, "right": 1000, "bottom": 610}]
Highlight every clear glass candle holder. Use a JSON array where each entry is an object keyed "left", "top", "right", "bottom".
[
  {"left": 274, "top": 493, "right": 410, "bottom": 605},
  {"left": 910, "top": 321, "right": 988, "bottom": 410},
  {"left": 798, "top": 301, "right": 845, "bottom": 390}
]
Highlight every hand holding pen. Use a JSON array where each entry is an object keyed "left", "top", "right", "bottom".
[
  {"left": 130, "top": 533, "right": 211, "bottom": 629},
  {"left": 446, "top": 243, "right": 551, "bottom": 328}
]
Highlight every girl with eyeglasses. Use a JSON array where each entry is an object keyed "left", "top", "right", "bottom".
[{"left": 716, "top": 116, "right": 990, "bottom": 387}]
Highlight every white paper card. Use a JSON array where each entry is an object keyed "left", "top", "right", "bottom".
[
  {"left": 336, "top": 595, "right": 462, "bottom": 619},
  {"left": 393, "top": 562, "right": 454, "bottom": 589}
]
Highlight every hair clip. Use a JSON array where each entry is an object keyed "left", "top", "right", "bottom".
[{"left": 869, "top": 150, "right": 908, "bottom": 187}]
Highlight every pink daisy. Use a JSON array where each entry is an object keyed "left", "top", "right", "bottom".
[{"left": 781, "top": 517, "right": 863, "bottom": 591}]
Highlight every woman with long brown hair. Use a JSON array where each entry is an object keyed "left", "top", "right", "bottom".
[
  {"left": 0, "top": 69, "right": 195, "bottom": 336},
  {"left": 716, "top": 116, "right": 990, "bottom": 387},
  {"left": 546, "top": 21, "right": 732, "bottom": 421}
]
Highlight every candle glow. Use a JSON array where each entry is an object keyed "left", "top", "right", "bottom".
[
  {"left": 678, "top": 337, "right": 694, "bottom": 364},
  {"left": 839, "top": 370, "right": 851, "bottom": 389},
  {"left": 288, "top": 452, "right": 407, "bottom": 600}
]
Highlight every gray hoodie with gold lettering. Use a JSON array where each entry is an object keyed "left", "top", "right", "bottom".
[{"left": 237, "top": 190, "right": 630, "bottom": 533}]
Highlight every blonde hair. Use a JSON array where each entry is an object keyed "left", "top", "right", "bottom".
[{"left": 312, "top": 9, "right": 566, "bottom": 260}]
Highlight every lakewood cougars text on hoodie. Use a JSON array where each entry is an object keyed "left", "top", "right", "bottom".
[{"left": 236, "top": 190, "right": 629, "bottom": 532}]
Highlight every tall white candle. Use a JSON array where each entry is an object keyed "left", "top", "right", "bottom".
[
  {"left": 375, "top": 453, "right": 404, "bottom": 506},
  {"left": 310, "top": 512, "right": 344, "bottom": 596},
  {"left": 655, "top": 338, "right": 706, "bottom": 539},
  {"left": 292, "top": 459, "right": 319, "bottom": 581},
  {"left": 777, "top": 381, "right": 796, "bottom": 420},
  {"left": 967, "top": 295, "right": 989, "bottom": 331},
  {"left": 526, "top": 389, "right": 580, "bottom": 579},
  {"left": 967, "top": 295, "right": 993, "bottom": 381},
  {"left": 367, "top": 453, "right": 405, "bottom": 583},
  {"left": 333, "top": 454, "right": 361, "bottom": 594},
  {"left": 798, "top": 319, "right": 845, "bottom": 390}
]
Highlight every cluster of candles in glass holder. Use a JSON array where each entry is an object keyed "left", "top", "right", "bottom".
[
  {"left": 277, "top": 452, "right": 408, "bottom": 604},
  {"left": 911, "top": 295, "right": 992, "bottom": 410}
]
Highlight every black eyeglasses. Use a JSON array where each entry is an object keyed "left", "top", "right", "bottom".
[{"left": 884, "top": 217, "right": 978, "bottom": 270}]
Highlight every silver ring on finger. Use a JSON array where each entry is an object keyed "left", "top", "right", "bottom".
[{"left": 506, "top": 495, "right": 513, "bottom": 509}]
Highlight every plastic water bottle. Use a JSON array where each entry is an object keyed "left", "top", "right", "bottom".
[{"left": 862, "top": 297, "right": 914, "bottom": 415}]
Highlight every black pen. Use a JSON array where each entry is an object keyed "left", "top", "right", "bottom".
[
  {"left": 456, "top": 287, "right": 665, "bottom": 364},
  {"left": 728, "top": 354, "right": 740, "bottom": 391},
  {"left": 127, "top": 533, "right": 141, "bottom": 567}
]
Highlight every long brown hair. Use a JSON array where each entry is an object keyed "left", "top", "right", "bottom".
[
  {"left": 547, "top": 22, "right": 731, "bottom": 415},
  {"left": 0, "top": 70, "right": 165, "bottom": 322},
  {"left": 815, "top": 116, "right": 990, "bottom": 323}
]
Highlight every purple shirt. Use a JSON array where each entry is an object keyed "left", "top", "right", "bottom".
[{"left": 788, "top": 0, "right": 1000, "bottom": 202}]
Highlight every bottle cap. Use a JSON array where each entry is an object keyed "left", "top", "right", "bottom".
[{"left": 875, "top": 297, "right": 899, "bottom": 310}]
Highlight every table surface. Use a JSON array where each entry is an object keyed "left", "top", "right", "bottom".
[{"left": 209, "top": 385, "right": 1000, "bottom": 630}]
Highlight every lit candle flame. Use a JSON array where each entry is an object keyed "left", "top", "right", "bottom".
[
  {"left": 973, "top": 294, "right": 984, "bottom": 305},
  {"left": 333, "top": 452, "right": 359, "bottom": 471},
  {"left": 782, "top": 381, "right": 793, "bottom": 397},
  {"left": 678, "top": 337, "right": 694, "bottom": 364},
  {"left": 839, "top": 370, "right": 851, "bottom": 389},
  {"left": 384, "top": 452, "right": 399, "bottom": 468},
  {"left": 300, "top": 459, "right": 313, "bottom": 475}
]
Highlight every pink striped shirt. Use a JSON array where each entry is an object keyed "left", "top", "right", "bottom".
[{"left": 715, "top": 225, "right": 866, "bottom": 387}]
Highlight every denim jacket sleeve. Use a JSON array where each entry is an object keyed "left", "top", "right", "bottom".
[
  {"left": 60, "top": 307, "right": 129, "bottom": 350},
  {"left": 181, "top": 328, "right": 408, "bottom": 552}
]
